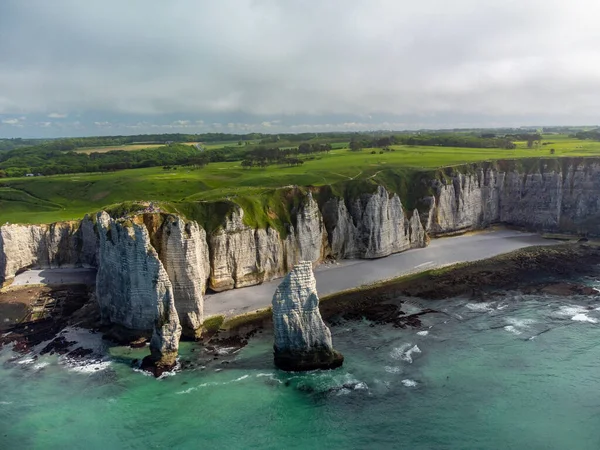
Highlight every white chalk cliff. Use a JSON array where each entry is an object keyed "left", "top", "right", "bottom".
[
  {"left": 159, "top": 215, "right": 209, "bottom": 338},
  {"left": 95, "top": 212, "right": 181, "bottom": 368},
  {"left": 425, "top": 161, "right": 600, "bottom": 236},
  {"left": 0, "top": 216, "right": 96, "bottom": 284}
]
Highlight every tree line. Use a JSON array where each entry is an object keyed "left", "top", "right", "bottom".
[
  {"left": 348, "top": 134, "right": 517, "bottom": 151},
  {"left": 0, "top": 144, "right": 206, "bottom": 177},
  {"left": 574, "top": 129, "right": 600, "bottom": 141}
]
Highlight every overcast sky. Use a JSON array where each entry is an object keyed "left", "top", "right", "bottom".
[{"left": 1, "top": 0, "right": 599, "bottom": 138}]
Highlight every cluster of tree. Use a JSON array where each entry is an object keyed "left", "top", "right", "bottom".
[
  {"left": 504, "top": 133, "right": 543, "bottom": 149},
  {"left": 394, "top": 134, "right": 516, "bottom": 149},
  {"left": 348, "top": 133, "right": 516, "bottom": 151},
  {"left": 0, "top": 138, "right": 51, "bottom": 152},
  {"left": 241, "top": 157, "right": 304, "bottom": 169},
  {"left": 238, "top": 143, "right": 330, "bottom": 168},
  {"left": 0, "top": 144, "right": 205, "bottom": 177},
  {"left": 574, "top": 129, "right": 600, "bottom": 141}
]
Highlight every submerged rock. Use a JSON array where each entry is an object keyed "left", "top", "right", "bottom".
[{"left": 272, "top": 261, "right": 343, "bottom": 371}]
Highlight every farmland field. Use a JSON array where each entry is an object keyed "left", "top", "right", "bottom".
[{"left": 2, "top": 135, "right": 600, "bottom": 224}]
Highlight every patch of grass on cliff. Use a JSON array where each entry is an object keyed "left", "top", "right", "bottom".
[
  {"left": 203, "top": 315, "right": 225, "bottom": 333},
  {"left": 167, "top": 200, "right": 237, "bottom": 234}
]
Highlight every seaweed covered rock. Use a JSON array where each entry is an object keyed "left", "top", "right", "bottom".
[{"left": 272, "top": 261, "right": 343, "bottom": 371}]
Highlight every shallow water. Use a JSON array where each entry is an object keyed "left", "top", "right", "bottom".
[{"left": 2, "top": 283, "right": 600, "bottom": 449}]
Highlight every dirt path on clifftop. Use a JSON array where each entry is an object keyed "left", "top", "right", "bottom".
[{"left": 204, "top": 228, "right": 559, "bottom": 318}]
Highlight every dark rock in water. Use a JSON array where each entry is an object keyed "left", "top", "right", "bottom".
[
  {"left": 140, "top": 355, "right": 176, "bottom": 378},
  {"left": 66, "top": 347, "right": 93, "bottom": 359},
  {"left": 272, "top": 261, "right": 344, "bottom": 371},
  {"left": 523, "top": 282, "right": 598, "bottom": 296},
  {"left": 274, "top": 347, "right": 344, "bottom": 372},
  {"left": 40, "top": 336, "right": 76, "bottom": 355}
]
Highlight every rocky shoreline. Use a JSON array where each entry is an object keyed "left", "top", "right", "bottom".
[{"left": 202, "top": 242, "right": 600, "bottom": 347}]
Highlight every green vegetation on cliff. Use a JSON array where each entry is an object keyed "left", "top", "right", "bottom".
[{"left": 2, "top": 133, "right": 600, "bottom": 225}]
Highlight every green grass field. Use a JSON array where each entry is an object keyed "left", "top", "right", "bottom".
[{"left": 2, "top": 135, "right": 600, "bottom": 224}]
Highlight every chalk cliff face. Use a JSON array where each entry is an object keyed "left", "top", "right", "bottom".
[
  {"left": 323, "top": 185, "right": 427, "bottom": 259},
  {"left": 95, "top": 212, "right": 181, "bottom": 369},
  {"left": 159, "top": 215, "right": 209, "bottom": 338},
  {"left": 425, "top": 162, "right": 600, "bottom": 236},
  {"left": 271, "top": 261, "right": 343, "bottom": 371},
  {"left": 295, "top": 193, "right": 328, "bottom": 263},
  {"left": 208, "top": 197, "right": 328, "bottom": 292},
  {"left": 209, "top": 208, "right": 265, "bottom": 292},
  {"left": 0, "top": 216, "right": 97, "bottom": 285}
]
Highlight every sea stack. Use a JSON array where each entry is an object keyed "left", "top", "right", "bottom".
[{"left": 272, "top": 261, "right": 343, "bottom": 371}]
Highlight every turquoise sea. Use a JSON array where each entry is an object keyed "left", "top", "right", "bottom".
[{"left": 2, "top": 282, "right": 600, "bottom": 449}]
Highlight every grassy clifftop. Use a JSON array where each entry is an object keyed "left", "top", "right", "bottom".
[{"left": 2, "top": 143, "right": 600, "bottom": 225}]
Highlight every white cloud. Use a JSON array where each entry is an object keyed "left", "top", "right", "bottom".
[
  {"left": 2, "top": 0, "right": 600, "bottom": 135},
  {"left": 2, "top": 118, "right": 20, "bottom": 125}
]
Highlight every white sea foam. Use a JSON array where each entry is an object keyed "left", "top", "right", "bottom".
[
  {"left": 506, "top": 318, "right": 536, "bottom": 327},
  {"left": 571, "top": 314, "right": 598, "bottom": 323},
  {"left": 234, "top": 374, "right": 249, "bottom": 382},
  {"left": 353, "top": 382, "right": 368, "bottom": 390},
  {"left": 256, "top": 373, "right": 283, "bottom": 384},
  {"left": 384, "top": 366, "right": 402, "bottom": 374},
  {"left": 176, "top": 386, "right": 199, "bottom": 395},
  {"left": 557, "top": 305, "right": 588, "bottom": 317},
  {"left": 391, "top": 344, "right": 421, "bottom": 363},
  {"left": 465, "top": 302, "right": 494, "bottom": 312},
  {"left": 504, "top": 325, "right": 522, "bottom": 335},
  {"left": 0, "top": 401, "right": 13, "bottom": 405},
  {"left": 416, "top": 331, "right": 429, "bottom": 336},
  {"left": 16, "top": 357, "right": 35, "bottom": 365},
  {"left": 216, "top": 347, "right": 238, "bottom": 355},
  {"left": 132, "top": 368, "right": 153, "bottom": 377},
  {"left": 403, "top": 345, "right": 421, "bottom": 363},
  {"left": 67, "top": 360, "right": 112, "bottom": 374},
  {"left": 33, "top": 361, "right": 50, "bottom": 370},
  {"left": 401, "top": 379, "right": 417, "bottom": 387},
  {"left": 175, "top": 374, "right": 251, "bottom": 394},
  {"left": 336, "top": 388, "right": 352, "bottom": 396}
]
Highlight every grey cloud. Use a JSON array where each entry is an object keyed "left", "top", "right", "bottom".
[{"left": 1, "top": 0, "right": 600, "bottom": 137}]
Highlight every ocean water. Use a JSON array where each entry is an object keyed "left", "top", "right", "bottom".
[{"left": 2, "top": 286, "right": 600, "bottom": 449}]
